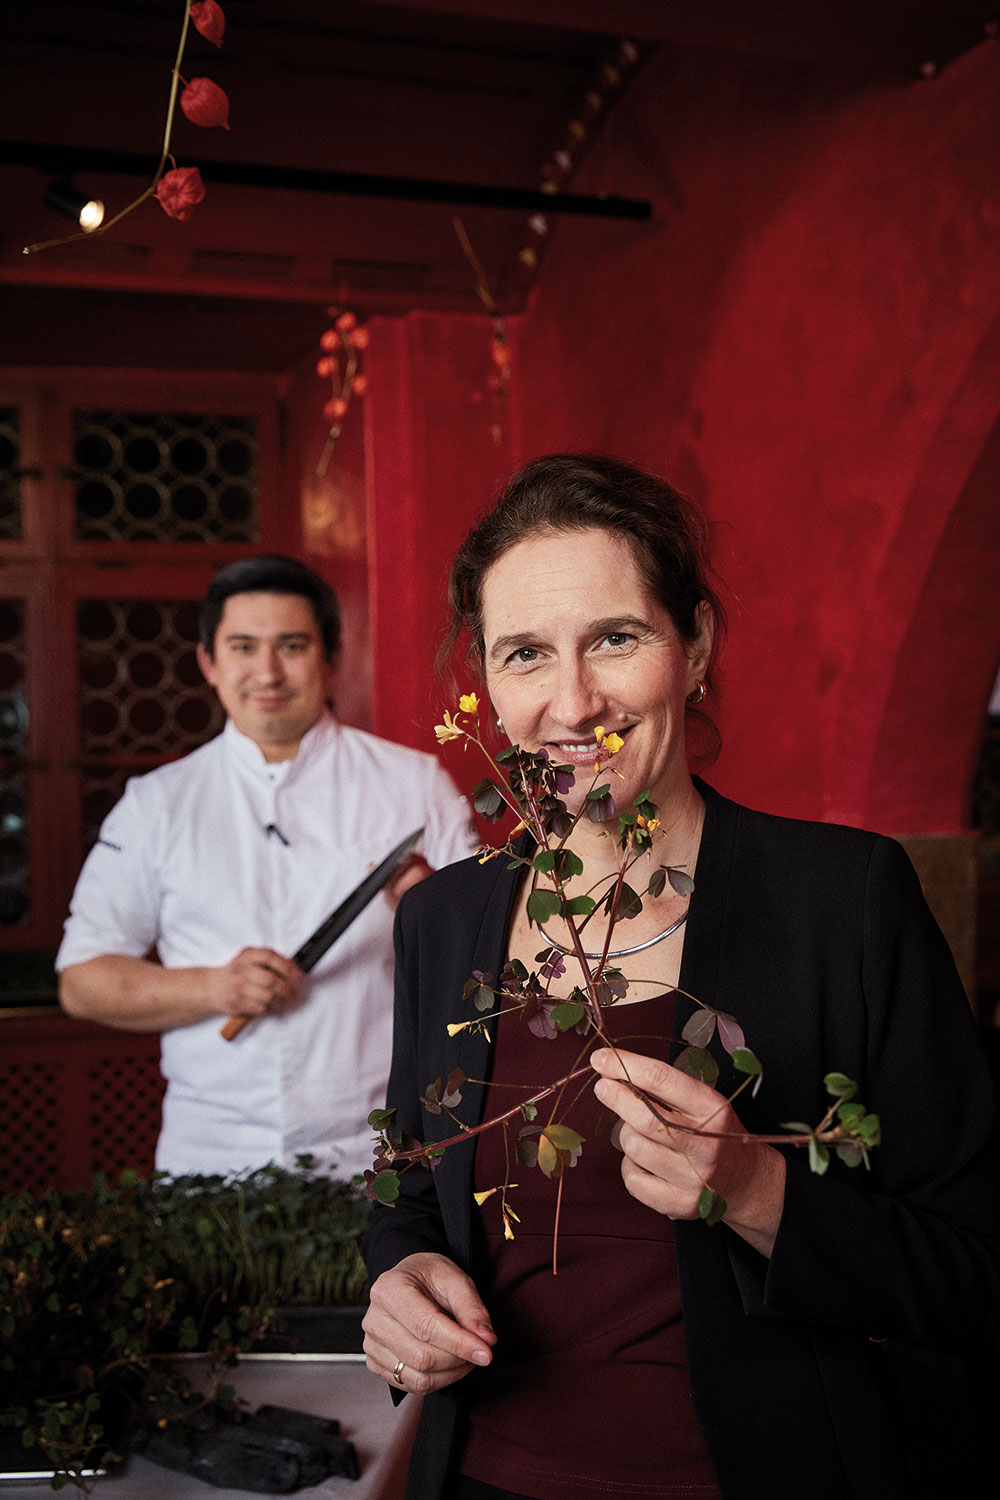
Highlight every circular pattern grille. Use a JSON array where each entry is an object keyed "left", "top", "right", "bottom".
[
  {"left": 0, "top": 405, "right": 23, "bottom": 541},
  {"left": 77, "top": 597, "right": 224, "bottom": 846},
  {"left": 74, "top": 409, "right": 259, "bottom": 543},
  {"left": 0, "top": 597, "right": 30, "bottom": 926}
]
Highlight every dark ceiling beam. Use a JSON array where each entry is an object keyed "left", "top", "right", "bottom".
[
  {"left": 378, "top": 0, "right": 996, "bottom": 72},
  {"left": 1, "top": 142, "right": 651, "bottom": 221}
]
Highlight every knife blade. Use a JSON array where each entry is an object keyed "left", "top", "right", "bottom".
[{"left": 220, "top": 825, "right": 425, "bottom": 1041}]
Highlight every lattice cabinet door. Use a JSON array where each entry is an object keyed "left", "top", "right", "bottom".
[
  {"left": 0, "top": 371, "right": 285, "bottom": 953},
  {"left": 50, "top": 376, "right": 280, "bottom": 562},
  {"left": 57, "top": 567, "right": 228, "bottom": 888},
  {"left": 0, "top": 571, "right": 60, "bottom": 948},
  {"left": 0, "top": 1015, "right": 165, "bottom": 1194}
]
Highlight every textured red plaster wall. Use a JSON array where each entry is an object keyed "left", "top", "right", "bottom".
[
  {"left": 364, "top": 313, "right": 518, "bottom": 785},
  {"left": 280, "top": 350, "right": 373, "bottom": 733},
  {"left": 510, "top": 41, "right": 1000, "bottom": 834}
]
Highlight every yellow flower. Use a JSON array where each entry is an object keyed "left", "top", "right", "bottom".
[
  {"left": 447, "top": 1021, "right": 469, "bottom": 1037},
  {"left": 593, "top": 725, "right": 606, "bottom": 743},
  {"left": 473, "top": 1188, "right": 498, "bottom": 1206},
  {"left": 459, "top": 692, "right": 479, "bottom": 715},
  {"left": 604, "top": 732, "right": 624, "bottom": 754},
  {"left": 647, "top": 817, "right": 661, "bottom": 831},
  {"left": 434, "top": 710, "right": 463, "bottom": 743}
]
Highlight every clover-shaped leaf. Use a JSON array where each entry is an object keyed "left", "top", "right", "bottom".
[
  {"left": 682, "top": 1009, "right": 717, "bottom": 1048},
  {"left": 698, "top": 1187, "right": 726, "bottom": 1226},
  {"left": 550, "top": 1002, "right": 586, "bottom": 1032},
  {"left": 364, "top": 1169, "right": 400, "bottom": 1205},
  {"left": 472, "top": 778, "right": 506, "bottom": 821},
  {"left": 717, "top": 1013, "right": 746, "bottom": 1053},
  {"left": 808, "top": 1138, "right": 830, "bottom": 1176},
  {"left": 674, "top": 1045, "right": 719, "bottom": 1086},
  {"left": 561, "top": 894, "right": 596, "bottom": 918},
  {"left": 823, "top": 1072, "right": 858, "bottom": 1101},
  {"left": 527, "top": 888, "right": 561, "bottom": 924}
]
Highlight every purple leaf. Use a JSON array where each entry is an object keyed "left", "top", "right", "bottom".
[
  {"left": 682, "top": 1009, "right": 717, "bottom": 1047},
  {"left": 717, "top": 1014, "right": 746, "bottom": 1053}
]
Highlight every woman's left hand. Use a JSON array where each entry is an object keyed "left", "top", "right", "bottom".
[{"left": 591, "top": 1046, "right": 786, "bottom": 1258}]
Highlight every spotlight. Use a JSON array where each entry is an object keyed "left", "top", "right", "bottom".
[{"left": 44, "top": 179, "right": 105, "bottom": 232}]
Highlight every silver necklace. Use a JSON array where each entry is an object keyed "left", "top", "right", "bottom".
[{"left": 537, "top": 908, "right": 688, "bottom": 961}]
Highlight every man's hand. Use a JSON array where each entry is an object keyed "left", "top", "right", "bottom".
[
  {"left": 363, "top": 1252, "right": 496, "bottom": 1394},
  {"left": 383, "top": 853, "right": 434, "bottom": 910},
  {"left": 209, "top": 947, "right": 303, "bottom": 1018}
]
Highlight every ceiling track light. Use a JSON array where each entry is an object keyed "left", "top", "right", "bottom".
[{"left": 44, "top": 179, "right": 105, "bottom": 232}]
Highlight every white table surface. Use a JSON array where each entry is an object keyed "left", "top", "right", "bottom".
[{"left": 2, "top": 1357, "right": 420, "bottom": 1500}]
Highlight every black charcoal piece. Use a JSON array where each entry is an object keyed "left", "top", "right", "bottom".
[{"left": 248, "top": 1405, "right": 341, "bottom": 1439}]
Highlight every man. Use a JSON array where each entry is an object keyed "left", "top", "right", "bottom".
[{"left": 57, "top": 555, "right": 476, "bottom": 1179}]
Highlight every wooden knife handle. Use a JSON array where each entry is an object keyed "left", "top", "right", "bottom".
[{"left": 220, "top": 1014, "right": 252, "bottom": 1041}]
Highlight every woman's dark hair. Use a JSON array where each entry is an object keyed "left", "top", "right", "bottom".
[
  {"left": 200, "top": 554, "right": 341, "bottom": 660},
  {"left": 445, "top": 453, "right": 725, "bottom": 668},
  {"left": 441, "top": 453, "right": 726, "bottom": 759}
]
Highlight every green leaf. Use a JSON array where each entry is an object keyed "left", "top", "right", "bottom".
[
  {"left": 781, "top": 1121, "right": 813, "bottom": 1135},
  {"left": 472, "top": 779, "right": 505, "bottom": 819},
  {"left": 367, "top": 1107, "right": 396, "bottom": 1129},
  {"left": 586, "top": 783, "right": 612, "bottom": 801},
  {"left": 533, "top": 850, "right": 557, "bottom": 873},
  {"left": 835, "top": 1143, "right": 864, "bottom": 1168},
  {"left": 731, "top": 1048, "right": 762, "bottom": 1076},
  {"left": 858, "top": 1113, "right": 881, "bottom": 1146},
  {"left": 561, "top": 895, "right": 596, "bottom": 917},
  {"left": 698, "top": 1188, "right": 726, "bottom": 1226},
  {"left": 836, "top": 1102, "right": 866, "bottom": 1126},
  {"left": 520, "top": 1101, "right": 538, "bottom": 1122},
  {"left": 808, "top": 1138, "right": 830, "bottom": 1175},
  {"left": 823, "top": 1072, "right": 857, "bottom": 1101},
  {"left": 527, "top": 888, "right": 561, "bottom": 923},
  {"left": 618, "top": 882, "right": 643, "bottom": 918},
  {"left": 667, "top": 868, "right": 695, "bottom": 897},
  {"left": 550, "top": 1002, "right": 586, "bottom": 1031},
  {"left": 537, "top": 1134, "right": 559, "bottom": 1178},
  {"left": 543, "top": 1124, "right": 584, "bottom": 1152},
  {"left": 674, "top": 1045, "right": 719, "bottom": 1086},
  {"left": 369, "top": 1171, "right": 400, "bottom": 1205}
]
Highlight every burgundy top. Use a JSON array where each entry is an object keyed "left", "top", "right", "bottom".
[{"left": 459, "top": 988, "right": 721, "bottom": 1499}]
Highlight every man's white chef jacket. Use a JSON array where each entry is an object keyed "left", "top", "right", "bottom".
[{"left": 56, "top": 712, "right": 476, "bottom": 1179}]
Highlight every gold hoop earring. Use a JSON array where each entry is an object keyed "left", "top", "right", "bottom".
[
  {"left": 688, "top": 681, "right": 706, "bottom": 706},
  {"left": 496, "top": 716, "right": 505, "bottom": 734}
]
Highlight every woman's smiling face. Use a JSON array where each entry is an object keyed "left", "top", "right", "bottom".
[{"left": 481, "top": 527, "right": 712, "bottom": 816}]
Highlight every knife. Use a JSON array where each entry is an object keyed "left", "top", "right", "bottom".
[{"left": 220, "top": 826, "right": 425, "bottom": 1041}]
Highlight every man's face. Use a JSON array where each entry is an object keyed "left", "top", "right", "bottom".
[{"left": 196, "top": 592, "right": 334, "bottom": 760}]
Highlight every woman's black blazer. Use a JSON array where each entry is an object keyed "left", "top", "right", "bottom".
[{"left": 366, "top": 781, "right": 1000, "bottom": 1499}]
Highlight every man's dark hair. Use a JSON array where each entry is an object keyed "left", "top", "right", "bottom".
[{"left": 200, "top": 555, "right": 341, "bottom": 660}]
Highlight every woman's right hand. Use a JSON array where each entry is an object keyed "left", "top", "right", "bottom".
[{"left": 363, "top": 1252, "right": 496, "bottom": 1394}]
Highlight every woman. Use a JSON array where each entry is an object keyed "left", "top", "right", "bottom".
[{"left": 364, "top": 454, "right": 999, "bottom": 1500}]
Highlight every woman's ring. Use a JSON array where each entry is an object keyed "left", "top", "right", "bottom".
[{"left": 392, "top": 1358, "right": 405, "bottom": 1385}]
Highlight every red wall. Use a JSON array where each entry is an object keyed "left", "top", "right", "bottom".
[
  {"left": 490, "top": 42, "right": 1000, "bottom": 833},
  {"left": 364, "top": 313, "right": 517, "bottom": 792},
  {"left": 355, "top": 41, "right": 999, "bottom": 835}
]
